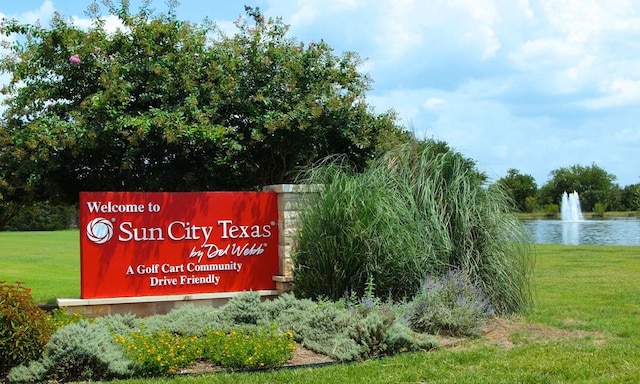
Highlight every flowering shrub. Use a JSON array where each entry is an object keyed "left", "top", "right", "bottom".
[
  {"left": 0, "top": 282, "right": 53, "bottom": 376},
  {"left": 46, "top": 308, "right": 87, "bottom": 331},
  {"left": 407, "top": 270, "right": 494, "bottom": 337},
  {"left": 201, "top": 324, "right": 296, "bottom": 369},
  {"left": 114, "top": 329, "right": 201, "bottom": 376},
  {"left": 114, "top": 323, "right": 295, "bottom": 375},
  {"left": 68, "top": 54, "right": 80, "bottom": 65}
]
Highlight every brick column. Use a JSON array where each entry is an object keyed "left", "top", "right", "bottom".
[{"left": 263, "top": 184, "right": 317, "bottom": 294}]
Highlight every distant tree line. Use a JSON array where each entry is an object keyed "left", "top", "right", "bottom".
[{"left": 495, "top": 165, "right": 640, "bottom": 214}]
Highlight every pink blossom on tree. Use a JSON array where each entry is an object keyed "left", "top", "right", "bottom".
[{"left": 69, "top": 54, "right": 81, "bottom": 65}]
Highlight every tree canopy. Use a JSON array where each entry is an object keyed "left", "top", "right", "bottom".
[
  {"left": 0, "top": 1, "right": 408, "bottom": 214},
  {"left": 538, "top": 163, "right": 617, "bottom": 212},
  {"left": 495, "top": 168, "right": 537, "bottom": 212}
]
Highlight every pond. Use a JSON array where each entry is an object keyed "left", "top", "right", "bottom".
[{"left": 522, "top": 218, "right": 640, "bottom": 246}]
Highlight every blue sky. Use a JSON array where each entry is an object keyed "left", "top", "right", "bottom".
[{"left": 2, "top": 0, "right": 640, "bottom": 187}]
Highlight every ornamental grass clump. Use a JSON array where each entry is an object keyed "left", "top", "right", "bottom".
[
  {"left": 294, "top": 140, "right": 533, "bottom": 314},
  {"left": 292, "top": 159, "right": 434, "bottom": 301}
]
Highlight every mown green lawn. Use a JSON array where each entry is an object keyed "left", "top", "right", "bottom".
[
  {"left": 0, "top": 230, "right": 80, "bottom": 303},
  {"left": 1, "top": 231, "right": 639, "bottom": 383}
]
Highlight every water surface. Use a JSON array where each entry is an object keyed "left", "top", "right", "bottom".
[{"left": 522, "top": 218, "right": 640, "bottom": 246}]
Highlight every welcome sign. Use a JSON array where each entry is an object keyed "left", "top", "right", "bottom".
[{"left": 79, "top": 191, "right": 279, "bottom": 299}]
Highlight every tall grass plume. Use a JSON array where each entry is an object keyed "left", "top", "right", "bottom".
[{"left": 293, "top": 140, "right": 533, "bottom": 314}]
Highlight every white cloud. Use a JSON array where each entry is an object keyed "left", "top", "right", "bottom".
[
  {"left": 371, "top": 0, "right": 504, "bottom": 63},
  {"left": 542, "top": 0, "right": 606, "bottom": 43},
  {"left": 211, "top": 19, "right": 236, "bottom": 37},
  {"left": 9, "top": 0, "right": 55, "bottom": 24},
  {"left": 518, "top": 0, "right": 535, "bottom": 19},
  {"left": 289, "top": 2, "right": 318, "bottom": 25},
  {"left": 542, "top": 0, "right": 640, "bottom": 43},
  {"left": 583, "top": 78, "right": 640, "bottom": 109},
  {"left": 472, "top": 25, "right": 500, "bottom": 60},
  {"left": 614, "top": 128, "right": 640, "bottom": 142},
  {"left": 285, "top": 0, "right": 363, "bottom": 25},
  {"left": 70, "top": 14, "right": 128, "bottom": 35},
  {"left": 503, "top": 0, "right": 640, "bottom": 107},
  {"left": 509, "top": 38, "right": 582, "bottom": 70},
  {"left": 423, "top": 97, "right": 448, "bottom": 110},
  {"left": 372, "top": 0, "right": 426, "bottom": 61}
]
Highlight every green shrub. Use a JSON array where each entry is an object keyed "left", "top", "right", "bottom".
[
  {"left": 348, "top": 309, "right": 398, "bottom": 358},
  {"left": 544, "top": 203, "right": 560, "bottom": 218},
  {"left": 342, "top": 291, "right": 436, "bottom": 357},
  {"left": 407, "top": 270, "right": 493, "bottom": 337},
  {"left": 348, "top": 298, "right": 437, "bottom": 358},
  {"left": 201, "top": 324, "right": 296, "bottom": 369},
  {"left": 383, "top": 321, "right": 436, "bottom": 353},
  {"left": 294, "top": 140, "right": 533, "bottom": 314},
  {"left": 0, "top": 282, "right": 53, "bottom": 376},
  {"left": 220, "top": 291, "right": 267, "bottom": 326},
  {"left": 5, "top": 358, "right": 49, "bottom": 383},
  {"left": 268, "top": 295, "right": 435, "bottom": 361},
  {"left": 291, "top": 304, "right": 364, "bottom": 361},
  {"left": 94, "top": 313, "right": 139, "bottom": 336},
  {"left": 142, "top": 304, "right": 222, "bottom": 335},
  {"left": 260, "top": 292, "right": 317, "bottom": 320},
  {"left": 141, "top": 293, "right": 267, "bottom": 335},
  {"left": 8, "top": 319, "right": 134, "bottom": 383},
  {"left": 593, "top": 202, "right": 607, "bottom": 218},
  {"left": 524, "top": 195, "right": 538, "bottom": 213}
]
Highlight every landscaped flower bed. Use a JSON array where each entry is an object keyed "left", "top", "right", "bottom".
[{"left": 2, "top": 278, "right": 497, "bottom": 383}]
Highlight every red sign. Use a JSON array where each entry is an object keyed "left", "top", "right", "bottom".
[{"left": 79, "top": 192, "right": 278, "bottom": 299}]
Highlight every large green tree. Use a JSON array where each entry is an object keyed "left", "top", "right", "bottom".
[
  {"left": 495, "top": 168, "right": 537, "bottom": 212},
  {"left": 0, "top": 2, "right": 406, "bottom": 213},
  {"left": 538, "top": 163, "right": 617, "bottom": 212},
  {"left": 613, "top": 183, "right": 640, "bottom": 211}
]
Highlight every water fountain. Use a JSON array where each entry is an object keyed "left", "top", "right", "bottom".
[
  {"left": 523, "top": 191, "right": 640, "bottom": 245},
  {"left": 561, "top": 191, "right": 584, "bottom": 222}
]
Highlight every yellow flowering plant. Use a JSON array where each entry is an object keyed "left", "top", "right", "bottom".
[
  {"left": 45, "top": 308, "right": 87, "bottom": 331},
  {"left": 114, "top": 323, "right": 295, "bottom": 375},
  {"left": 114, "top": 330, "right": 202, "bottom": 376},
  {"left": 201, "top": 324, "right": 296, "bottom": 369}
]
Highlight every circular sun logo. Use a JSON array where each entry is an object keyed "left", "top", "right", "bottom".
[{"left": 86, "top": 218, "right": 114, "bottom": 244}]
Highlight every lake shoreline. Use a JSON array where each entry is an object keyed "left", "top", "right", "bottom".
[{"left": 517, "top": 211, "right": 639, "bottom": 220}]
